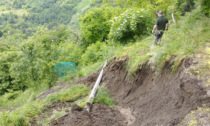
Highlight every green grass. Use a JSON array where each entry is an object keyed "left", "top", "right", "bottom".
[
  {"left": 0, "top": 84, "right": 116, "bottom": 125},
  {"left": 93, "top": 85, "right": 115, "bottom": 107},
  {"left": 0, "top": 84, "right": 49, "bottom": 108},
  {"left": 0, "top": 84, "right": 90, "bottom": 126},
  {"left": 113, "top": 7, "right": 210, "bottom": 75},
  {"left": 39, "top": 109, "right": 67, "bottom": 125},
  {"left": 74, "top": 96, "right": 89, "bottom": 108},
  {"left": 77, "top": 61, "right": 105, "bottom": 77},
  {"left": 45, "top": 84, "right": 90, "bottom": 102},
  {"left": 115, "top": 39, "right": 152, "bottom": 75}
]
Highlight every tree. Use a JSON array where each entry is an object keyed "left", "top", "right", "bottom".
[
  {"left": 93, "top": 0, "right": 178, "bottom": 16},
  {"left": 176, "top": 0, "right": 195, "bottom": 15},
  {"left": 80, "top": 7, "right": 112, "bottom": 48}
]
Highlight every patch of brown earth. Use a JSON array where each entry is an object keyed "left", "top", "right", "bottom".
[
  {"left": 75, "top": 57, "right": 210, "bottom": 125},
  {"left": 50, "top": 104, "right": 126, "bottom": 126},
  {"left": 74, "top": 72, "right": 99, "bottom": 86}
]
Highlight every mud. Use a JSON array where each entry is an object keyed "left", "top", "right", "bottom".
[
  {"left": 75, "top": 58, "right": 210, "bottom": 125},
  {"left": 50, "top": 104, "right": 126, "bottom": 126}
]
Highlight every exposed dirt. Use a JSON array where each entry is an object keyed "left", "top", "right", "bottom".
[
  {"left": 74, "top": 57, "right": 210, "bottom": 126},
  {"left": 50, "top": 104, "right": 126, "bottom": 126},
  {"left": 34, "top": 51, "right": 210, "bottom": 126},
  {"left": 74, "top": 72, "right": 99, "bottom": 87}
]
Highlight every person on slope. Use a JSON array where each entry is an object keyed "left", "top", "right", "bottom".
[{"left": 152, "top": 11, "right": 169, "bottom": 45}]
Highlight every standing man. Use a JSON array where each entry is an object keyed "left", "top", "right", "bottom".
[{"left": 152, "top": 11, "right": 169, "bottom": 45}]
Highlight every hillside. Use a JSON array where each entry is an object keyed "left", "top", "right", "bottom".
[
  {"left": 0, "top": 0, "right": 93, "bottom": 42},
  {"left": 0, "top": 0, "right": 210, "bottom": 126}
]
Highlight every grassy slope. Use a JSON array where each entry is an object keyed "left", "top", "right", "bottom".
[
  {"left": 78, "top": 7, "right": 210, "bottom": 77},
  {"left": 0, "top": 84, "right": 114, "bottom": 125}
]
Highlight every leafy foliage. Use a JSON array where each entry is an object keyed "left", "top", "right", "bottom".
[
  {"left": 0, "top": 51, "right": 18, "bottom": 94},
  {"left": 200, "top": 0, "right": 210, "bottom": 16},
  {"left": 176, "top": 0, "right": 195, "bottom": 15},
  {"left": 96, "top": 0, "right": 177, "bottom": 14},
  {"left": 81, "top": 41, "right": 110, "bottom": 65},
  {"left": 80, "top": 7, "right": 112, "bottom": 47},
  {"left": 0, "top": 26, "right": 82, "bottom": 94},
  {"left": 0, "top": 0, "right": 82, "bottom": 41},
  {"left": 109, "top": 8, "right": 153, "bottom": 43}
]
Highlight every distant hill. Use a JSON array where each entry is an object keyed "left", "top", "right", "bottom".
[{"left": 0, "top": 0, "right": 93, "bottom": 40}]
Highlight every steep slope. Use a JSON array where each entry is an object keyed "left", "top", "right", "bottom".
[{"left": 66, "top": 45, "right": 210, "bottom": 125}]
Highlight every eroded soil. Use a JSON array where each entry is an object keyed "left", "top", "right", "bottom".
[
  {"left": 35, "top": 47, "right": 210, "bottom": 126},
  {"left": 73, "top": 57, "right": 210, "bottom": 126},
  {"left": 50, "top": 104, "right": 126, "bottom": 126}
]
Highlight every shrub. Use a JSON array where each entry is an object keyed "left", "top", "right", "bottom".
[
  {"left": 108, "top": 8, "right": 153, "bottom": 44},
  {"left": 176, "top": 0, "right": 195, "bottom": 15},
  {"left": 200, "top": 0, "right": 210, "bottom": 16},
  {"left": 0, "top": 51, "right": 18, "bottom": 94},
  {"left": 6, "top": 27, "right": 82, "bottom": 91},
  {"left": 58, "top": 42, "right": 82, "bottom": 65},
  {"left": 81, "top": 41, "right": 110, "bottom": 65},
  {"left": 80, "top": 7, "right": 112, "bottom": 48}
]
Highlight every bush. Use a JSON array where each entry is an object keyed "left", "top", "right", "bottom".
[
  {"left": 81, "top": 41, "right": 110, "bottom": 65},
  {"left": 80, "top": 7, "right": 112, "bottom": 48},
  {"left": 0, "top": 51, "right": 18, "bottom": 94},
  {"left": 176, "top": 0, "right": 195, "bottom": 15},
  {"left": 58, "top": 42, "right": 82, "bottom": 65},
  {"left": 200, "top": 0, "right": 210, "bottom": 16},
  {"left": 7, "top": 27, "right": 82, "bottom": 91},
  {"left": 108, "top": 8, "right": 153, "bottom": 44}
]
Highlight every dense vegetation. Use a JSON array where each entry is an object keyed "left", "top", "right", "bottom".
[{"left": 0, "top": 0, "right": 209, "bottom": 125}]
